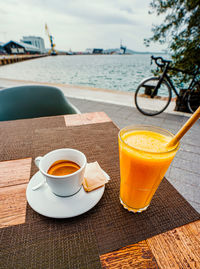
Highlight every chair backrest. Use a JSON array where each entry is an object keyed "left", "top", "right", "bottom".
[{"left": 0, "top": 85, "right": 79, "bottom": 121}]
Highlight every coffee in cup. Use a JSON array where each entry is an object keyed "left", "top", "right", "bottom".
[
  {"left": 47, "top": 160, "right": 80, "bottom": 176},
  {"left": 35, "top": 148, "right": 87, "bottom": 197}
]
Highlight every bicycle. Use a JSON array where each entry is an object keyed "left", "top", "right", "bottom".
[{"left": 134, "top": 55, "right": 200, "bottom": 116}]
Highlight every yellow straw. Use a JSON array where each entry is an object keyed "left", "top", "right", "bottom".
[{"left": 167, "top": 106, "right": 200, "bottom": 148}]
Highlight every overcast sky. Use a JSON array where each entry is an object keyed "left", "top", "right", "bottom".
[{"left": 0, "top": 0, "right": 167, "bottom": 52}]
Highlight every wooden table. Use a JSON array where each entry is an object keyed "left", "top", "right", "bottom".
[{"left": 0, "top": 112, "right": 199, "bottom": 268}]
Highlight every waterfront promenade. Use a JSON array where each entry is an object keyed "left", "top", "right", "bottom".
[
  {"left": 0, "top": 78, "right": 199, "bottom": 213},
  {"left": 0, "top": 77, "right": 189, "bottom": 115}
]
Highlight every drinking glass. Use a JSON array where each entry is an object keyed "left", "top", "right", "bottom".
[{"left": 118, "top": 125, "right": 179, "bottom": 213}]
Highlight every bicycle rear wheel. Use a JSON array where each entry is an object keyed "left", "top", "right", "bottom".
[
  {"left": 187, "top": 82, "right": 200, "bottom": 113},
  {"left": 135, "top": 77, "right": 172, "bottom": 116}
]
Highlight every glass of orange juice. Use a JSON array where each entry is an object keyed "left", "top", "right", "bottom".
[{"left": 118, "top": 125, "right": 179, "bottom": 213}]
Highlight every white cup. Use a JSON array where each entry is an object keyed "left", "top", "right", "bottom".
[{"left": 35, "top": 148, "right": 87, "bottom": 197}]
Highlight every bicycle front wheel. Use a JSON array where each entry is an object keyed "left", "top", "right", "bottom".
[
  {"left": 135, "top": 77, "right": 172, "bottom": 116},
  {"left": 187, "top": 82, "right": 200, "bottom": 113}
]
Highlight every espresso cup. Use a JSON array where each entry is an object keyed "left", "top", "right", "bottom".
[{"left": 35, "top": 148, "right": 87, "bottom": 197}]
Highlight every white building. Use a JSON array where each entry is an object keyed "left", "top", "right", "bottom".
[
  {"left": 20, "top": 36, "right": 45, "bottom": 53},
  {"left": 3, "top": 40, "right": 41, "bottom": 54},
  {"left": 85, "top": 48, "right": 93, "bottom": 54}
]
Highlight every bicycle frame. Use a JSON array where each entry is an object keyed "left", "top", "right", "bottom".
[
  {"left": 156, "top": 63, "right": 197, "bottom": 99},
  {"left": 164, "top": 73, "right": 180, "bottom": 98}
]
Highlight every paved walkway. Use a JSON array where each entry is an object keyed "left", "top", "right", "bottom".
[
  {"left": 0, "top": 77, "right": 190, "bottom": 116},
  {"left": 68, "top": 97, "right": 200, "bottom": 213},
  {"left": 0, "top": 78, "right": 199, "bottom": 212}
]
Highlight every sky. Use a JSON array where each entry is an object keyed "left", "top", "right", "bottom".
[{"left": 0, "top": 0, "right": 167, "bottom": 52}]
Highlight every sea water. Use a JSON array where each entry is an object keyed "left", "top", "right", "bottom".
[{"left": 0, "top": 54, "right": 166, "bottom": 93}]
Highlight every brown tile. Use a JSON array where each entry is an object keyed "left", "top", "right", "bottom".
[
  {"left": 0, "top": 158, "right": 32, "bottom": 188},
  {"left": 64, "top": 112, "right": 111, "bottom": 126},
  {"left": 147, "top": 220, "right": 200, "bottom": 268},
  {"left": 100, "top": 240, "right": 158, "bottom": 268},
  {"left": 0, "top": 184, "right": 27, "bottom": 228}
]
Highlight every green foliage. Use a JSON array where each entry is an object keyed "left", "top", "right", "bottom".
[{"left": 145, "top": 0, "right": 200, "bottom": 79}]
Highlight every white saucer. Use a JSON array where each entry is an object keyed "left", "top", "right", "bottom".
[{"left": 26, "top": 171, "right": 106, "bottom": 218}]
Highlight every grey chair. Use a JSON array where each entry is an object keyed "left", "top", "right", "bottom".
[{"left": 0, "top": 85, "right": 80, "bottom": 121}]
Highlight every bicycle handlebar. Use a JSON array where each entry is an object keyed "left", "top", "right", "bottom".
[
  {"left": 151, "top": 55, "right": 200, "bottom": 76},
  {"left": 151, "top": 55, "right": 171, "bottom": 68}
]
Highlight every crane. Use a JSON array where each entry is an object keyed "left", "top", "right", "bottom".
[
  {"left": 45, "top": 24, "right": 57, "bottom": 55},
  {"left": 120, "top": 40, "right": 126, "bottom": 54}
]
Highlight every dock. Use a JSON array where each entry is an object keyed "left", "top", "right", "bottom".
[{"left": 0, "top": 54, "right": 48, "bottom": 66}]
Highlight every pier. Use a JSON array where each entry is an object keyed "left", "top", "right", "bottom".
[{"left": 0, "top": 54, "right": 48, "bottom": 66}]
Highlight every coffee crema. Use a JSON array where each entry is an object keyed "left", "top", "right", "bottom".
[{"left": 47, "top": 160, "right": 80, "bottom": 176}]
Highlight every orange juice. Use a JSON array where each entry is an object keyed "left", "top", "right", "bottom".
[{"left": 118, "top": 126, "right": 179, "bottom": 213}]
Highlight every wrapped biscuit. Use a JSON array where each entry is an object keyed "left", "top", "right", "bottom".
[{"left": 83, "top": 162, "right": 109, "bottom": 192}]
